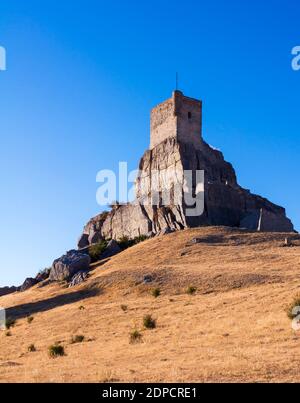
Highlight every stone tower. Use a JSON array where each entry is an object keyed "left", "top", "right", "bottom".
[{"left": 150, "top": 90, "right": 202, "bottom": 149}]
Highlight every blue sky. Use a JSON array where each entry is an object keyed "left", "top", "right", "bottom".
[{"left": 0, "top": 0, "right": 299, "bottom": 286}]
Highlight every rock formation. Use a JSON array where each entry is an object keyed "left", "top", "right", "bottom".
[
  {"left": 0, "top": 286, "right": 18, "bottom": 297},
  {"left": 79, "top": 91, "right": 294, "bottom": 246},
  {"left": 68, "top": 271, "right": 88, "bottom": 288},
  {"left": 49, "top": 250, "right": 91, "bottom": 282},
  {"left": 20, "top": 278, "right": 39, "bottom": 292}
]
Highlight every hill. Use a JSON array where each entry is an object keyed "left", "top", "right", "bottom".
[{"left": 1, "top": 227, "right": 300, "bottom": 383}]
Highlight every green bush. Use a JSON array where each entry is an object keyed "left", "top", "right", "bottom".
[
  {"left": 118, "top": 236, "right": 135, "bottom": 250},
  {"left": 48, "top": 344, "right": 65, "bottom": 358},
  {"left": 89, "top": 240, "right": 108, "bottom": 262},
  {"left": 151, "top": 288, "right": 161, "bottom": 298},
  {"left": 134, "top": 235, "right": 148, "bottom": 244},
  {"left": 187, "top": 286, "right": 197, "bottom": 296},
  {"left": 130, "top": 329, "right": 143, "bottom": 344},
  {"left": 121, "top": 305, "right": 128, "bottom": 313},
  {"left": 118, "top": 235, "right": 148, "bottom": 250},
  {"left": 27, "top": 316, "right": 34, "bottom": 324},
  {"left": 28, "top": 344, "right": 36, "bottom": 353},
  {"left": 143, "top": 314, "right": 156, "bottom": 330}
]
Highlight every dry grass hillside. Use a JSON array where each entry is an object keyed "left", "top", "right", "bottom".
[{"left": 1, "top": 226, "right": 300, "bottom": 383}]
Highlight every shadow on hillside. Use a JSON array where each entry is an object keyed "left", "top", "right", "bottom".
[
  {"left": 5, "top": 287, "right": 100, "bottom": 320},
  {"left": 186, "top": 234, "right": 227, "bottom": 246}
]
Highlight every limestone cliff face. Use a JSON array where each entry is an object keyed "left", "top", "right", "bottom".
[{"left": 78, "top": 138, "right": 294, "bottom": 247}]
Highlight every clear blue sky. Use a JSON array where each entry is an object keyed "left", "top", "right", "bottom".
[{"left": 0, "top": 0, "right": 299, "bottom": 286}]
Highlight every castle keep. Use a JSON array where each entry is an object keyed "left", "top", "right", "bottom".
[
  {"left": 150, "top": 90, "right": 202, "bottom": 149},
  {"left": 78, "top": 91, "right": 294, "bottom": 247}
]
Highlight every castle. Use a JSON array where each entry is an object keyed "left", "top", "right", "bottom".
[{"left": 78, "top": 91, "right": 294, "bottom": 247}]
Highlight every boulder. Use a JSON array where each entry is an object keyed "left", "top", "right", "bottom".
[
  {"left": 49, "top": 250, "right": 91, "bottom": 282},
  {"left": 143, "top": 275, "right": 154, "bottom": 284},
  {"left": 20, "top": 278, "right": 38, "bottom": 292},
  {"left": 101, "top": 240, "right": 121, "bottom": 259},
  {"left": 35, "top": 269, "right": 51, "bottom": 283},
  {"left": 68, "top": 271, "right": 88, "bottom": 288}
]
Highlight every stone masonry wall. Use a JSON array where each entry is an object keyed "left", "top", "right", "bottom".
[
  {"left": 176, "top": 93, "right": 202, "bottom": 148},
  {"left": 150, "top": 97, "right": 176, "bottom": 149},
  {"left": 150, "top": 91, "right": 202, "bottom": 150}
]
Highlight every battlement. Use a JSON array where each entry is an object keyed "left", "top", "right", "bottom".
[{"left": 150, "top": 91, "right": 202, "bottom": 150}]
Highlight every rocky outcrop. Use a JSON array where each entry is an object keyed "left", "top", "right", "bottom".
[
  {"left": 49, "top": 250, "right": 91, "bottom": 282},
  {"left": 35, "top": 269, "right": 51, "bottom": 283},
  {"left": 20, "top": 278, "right": 39, "bottom": 292},
  {"left": 0, "top": 286, "right": 18, "bottom": 297},
  {"left": 101, "top": 240, "right": 122, "bottom": 259},
  {"left": 68, "top": 271, "right": 88, "bottom": 288},
  {"left": 79, "top": 137, "right": 294, "bottom": 246},
  {"left": 78, "top": 234, "right": 90, "bottom": 249}
]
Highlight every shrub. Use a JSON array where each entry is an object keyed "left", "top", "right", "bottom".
[
  {"left": 27, "top": 316, "right": 34, "bottom": 324},
  {"left": 79, "top": 305, "right": 85, "bottom": 311},
  {"left": 187, "top": 286, "right": 197, "bottom": 296},
  {"left": 151, "top": 288, "right": 161, "bottom": 298},
  {"left": 121, "top": 305, "right": 128, "bottom": 313},
  {"left": 5, "top": 318, "right": 16, "bottom": 330},
  {"left": 130, "top": 329, "right": 143, "bottom": 344},
  {"left": 118, "top": 236, "right": 135, "bottom": 250},
  {"left": 71, "top": 335, "right": 85, "bottom": 344},
  {"left": 286, "top": 295, "right": 300, "bottom": 320},
  {"left": 5, "top": 331, "right": 11, "bottom": 337},
  {"left": 48, "top": 344, "right": 65, "bottom": 358},
  {"left": 28, "top": 344, "right": 36, "bottom": 353},
  {"left": 143, "top": 314, "right": 156, "bottom": 330},
  {"left": 118, "top": 235, "right": 148, "bottom": 250},
  {"left": 134, "top": 235, "right": 148, "bottom": 244},
  {"left": 89, "top": 240, "right": 108, "bottom": 263}
]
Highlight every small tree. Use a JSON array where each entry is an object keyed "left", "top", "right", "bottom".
[
  {"left": 48, "top": 344, "right": 65, "bottom": 358},
  {"left": 130, "top": 330, "right": 143, "bottom": 344},
  {"left": 187, "top": 286, "right": 197, "bottom": 296},
  {"left": 89, "top": 240, "right": 108, "bottom": 262},
  {"left": 143, "top": 315, "right": 156, "bottom": 330},
  {"left": 151, "top": 288, "right": 161, "bottom": 298}
]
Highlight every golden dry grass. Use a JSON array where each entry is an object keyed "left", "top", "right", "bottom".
[{"left": 1, "top": 226, "right": 300, "bottom": 383}]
